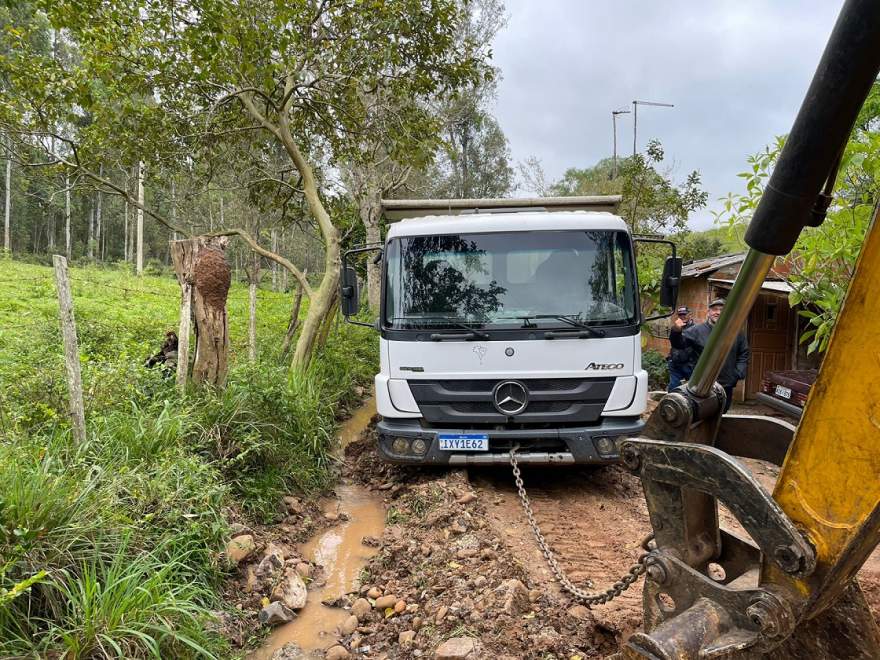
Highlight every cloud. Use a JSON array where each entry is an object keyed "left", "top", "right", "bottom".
[{"left": 492, "top": 1, "right": 845, "bottom": 229}]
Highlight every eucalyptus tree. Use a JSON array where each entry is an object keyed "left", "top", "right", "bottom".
[{"left": 2, "top": 0, "right": 482, "bottom": 369}]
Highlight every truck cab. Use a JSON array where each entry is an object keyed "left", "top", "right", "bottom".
[{"left": 341, "top": 197, "right": 679, "bottom": 466}]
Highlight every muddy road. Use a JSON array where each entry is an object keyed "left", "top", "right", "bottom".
[{"left": 232, "top": 397, "right": 880, "bottom": 659}]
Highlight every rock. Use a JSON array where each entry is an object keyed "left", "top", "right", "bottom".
[
  {"left": 435, "top": 605, "right": 449, "bottom": 622},
  {"left": 283, "top": 496, "right": 303, "bottom": 514},
  {"left": 393, "top": 599, "right": 406, "bottom": 613},
  {"left": 230, "top": 522, "right": 249, "bottom": 535},
  {"left": 399, "top": 630, "right": 416, "bottom": 646},
  {"left": 259, "top": 601, "right": 295, "bottom": 626},
  {"left": 456, "top": 492, "right": 477, "bottom": 504},
  {"left": 500, "top": 579, "right": 531, "bottom": 615},
  {"left": 361, "top": 535, "right": 381, "bottom": 547},
  {"left": 257, "top": 545, "right": 286, "bottom": 579},
  {"left": 325, "top": 645, "right": 350, "bottom": 660},
  {"left": 324, "top": 511, "right": 340, "bottom": 522},
  {"left": 528, "top": 588, "right": 542, "bottom": 602},
  {"left": 374, "top": 595, "right": 397, "bottom": 609},
  {"left": 434, "top": 637, "right": 479, "bottom": 659},
  {"left": 473, "top": 575, "right": 487, "bottom": 589},
  {"left": 295, "top": 562, "right": 312, "bottom": 578},
  {"left": 271, "top": 569, "right": 308, "bottom": 610},
  {"left": 352, "top": 598, "right": 371, "bottom": 621},
  {"left": 243, "top": 565, "right": 260, "bottom": 593},
  {"left": 448, "top": 521, "right": 467, "bottom": 534},
  {"left": 226, "top": 535, "right": 255, "bottom": 564},
  {"left": 340, "top": 615, "right": 358, "bottom": 635},
  {"left": 366, "top": 587, "right": 382, "bottom": 599},
  {"left": 412, "top": 616, "right": 423, "bottom": 631},
  {"left": 567, "top": 604, "right": 593, "bottom": 622}
]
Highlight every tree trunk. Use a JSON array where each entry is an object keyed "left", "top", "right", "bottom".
[
  {"left": 3, "top": 141, "right": 10, "bottom": 253},
  {"left": 247, "top": 252, "right": 260, "bottom": 362},
  {"left": 280, "top": 268, "right": 306, "bottom": 362},
  {"left": 87, "top": 201, "right": 94, "bottom": 260},
  {"left": 359, "top": 193, "right": 382, "bottom": 310},
  {"left": 124, "top": 198, "right": 129, "bottom": 262},
  {"left": 95, "top": 165, "right": 103, "bottom": 261},
  {"left": 65, "top": 174, "right": 71, "bottom": 260},
  {"left": 136, "top": 161, "right": 144, "bottom": 275},
  {"left": 171, "top": 237, "right": 231, "bottom": 388},
  {"left": 271, "top": 228, "right": 278, "bottom": 291}
]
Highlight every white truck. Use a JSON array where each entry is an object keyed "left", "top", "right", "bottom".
[{"left": 340, "top": 196, "right": 680, "bottom": 466}]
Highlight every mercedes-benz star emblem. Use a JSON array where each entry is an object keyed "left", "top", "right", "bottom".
[{"left": 492, "top": 380, "right": 528, "bottom": 416}]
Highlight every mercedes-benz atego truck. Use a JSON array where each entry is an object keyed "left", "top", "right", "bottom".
[{"left": 340, "top": 196, "right": 679, "bottom": 466}]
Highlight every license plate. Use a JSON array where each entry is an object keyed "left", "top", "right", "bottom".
[
  {"left": 775, "top": 385, "right": 793, "bottom": 399},
  {"left": 438, "top": 433, "right": 489, "bottom": 451}
]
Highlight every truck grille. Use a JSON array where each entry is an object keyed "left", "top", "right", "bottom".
[{"left": 408, "top": 378, "right": 615, "bottom": 426}]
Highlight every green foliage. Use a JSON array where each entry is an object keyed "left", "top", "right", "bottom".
[
  {"left": 550, "top": 141, "right": 708, "bottom": 235},
  {"left": 642, "top": 349, "right": 669, "bottom": 391},
  {"left": 714, "top": 82, "right": 880, "bottom": 352},
  {"left": 0, "top": 259, "right": 377, "bottom": 657}
]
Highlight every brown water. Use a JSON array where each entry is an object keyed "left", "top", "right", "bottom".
[{"left": 251, "top": 397, "right": 383, "bottom": 659}]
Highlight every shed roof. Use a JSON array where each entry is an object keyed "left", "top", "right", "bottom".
[{"left": 681, "top": 253, "right": 746, "bottom": 278}]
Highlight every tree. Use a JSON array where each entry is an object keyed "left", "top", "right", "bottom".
[
  {"left": 3, "top": 0, "right": 482, "bottom": 370},
  {"left": 550, "top": 141, "right": 708, "bottom": 235},
  {"left": 715, "top": 83, "right": 880, "bottom": 353}
]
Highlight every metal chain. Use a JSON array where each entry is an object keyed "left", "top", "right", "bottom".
[{"left": 509, "top": 444, "right": 654, "bottom": 607}]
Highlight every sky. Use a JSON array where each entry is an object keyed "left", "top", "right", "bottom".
[{"left": 491, "top": 1, "right": 846, "bottom": 229}]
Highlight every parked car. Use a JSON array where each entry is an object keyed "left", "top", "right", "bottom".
[{"left": 756, "top": 369, "right": 818, "bottom": 419}]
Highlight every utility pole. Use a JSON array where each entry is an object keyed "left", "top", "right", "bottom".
[
  {"left": 632, "top": 100, "right": 674, "bottom": 156},
  {"left": 612, "top": 109, "right": 631, "bottom": 179}
]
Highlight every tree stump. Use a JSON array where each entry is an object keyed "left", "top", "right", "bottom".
[{"left": 171, "top": 237, "right": 231, "bottom": 388}]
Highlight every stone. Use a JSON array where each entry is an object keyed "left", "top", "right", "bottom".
[
  {"left": 271, "top": 569, "right": 308, "bottom": 610},
  {"left": 325, "top": 645, "right": 350, "bottom": 660},
  {"left": 434, "top": 637, "right": 479, "bottom": 659},
  {"left": 295, "top": 562, "right": 312, "bottom": 579},
  {"left": 399, "top": 630, "right": 416, "bottom": 646},
  {"left": 352, "top": 598, "right": 371, "bottom": 621},
  {"left": 325, "top": 511, "right": 340, "bottom": 522},
  {"left": 283, "top": 496, "right": 302, "bottom": 514},
  {"left": 473, "top": 575, "right": 487, "bottom": 589},
  {"left": 257, "top": 545, "right": 286, "bottom": 579},
  {"left": 244, "top": 566, "right": 260, "bottom": 593},
  {"left": 435, "top": 605, "right": 449, "bottom": 622},
  {"left": 259, "top": 601, "right": 295, "bottom": 626},
  {"left": 456, "top": 492, "right": 477, "bottom": 504},
  {"left": 567, "top": 604, "right": 593, "bottom": 622},
  {"left": 500, "top": 579, "right": 531, "bottom": 615},
  {"left": 340, "top": 615, "right": 358, "bottom": 635},
  {"left": 366, "top": 587, "right": 382, "bottom": 599},
  {"left": 226, "top": 535, "right": 255, "bottom": 564},
  {"left": 529, "top": 588, "right": 542, "bottom": 602},
  {"left": 412, "top": 616, "right": 423, "bottom": 631},
  {"left": 374, "top": 595, "right": 397, "bottom": 609},
  {"left": 393, "top": 599, "right": 406, "bottom": 613}
]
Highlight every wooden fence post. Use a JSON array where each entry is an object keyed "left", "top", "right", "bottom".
[{"left": 52, "top": 255, "right": 86, "bottom": 444}]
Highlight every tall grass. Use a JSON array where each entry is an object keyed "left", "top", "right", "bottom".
[{"left": 0, "top": 258, "right": 378, "bottom": 657}]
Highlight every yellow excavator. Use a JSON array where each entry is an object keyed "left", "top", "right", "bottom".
[{"left": 619, "top": 0, "right": 880, "bottom": 657}]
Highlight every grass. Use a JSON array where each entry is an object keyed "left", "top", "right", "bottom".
[{"left": 0, "top": 255, "right": 378, "bottom": 658}]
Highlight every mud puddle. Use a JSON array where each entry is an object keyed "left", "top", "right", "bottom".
[{"left": 252, "top": 397, "right": 384, "bottom": 659}]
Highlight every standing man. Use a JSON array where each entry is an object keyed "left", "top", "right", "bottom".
[
  {"left": 667, "top": 306, "right": 695, "bottom": 391},
  {"left": 670, "top": 298, "right": 750, "bottom": 412}
]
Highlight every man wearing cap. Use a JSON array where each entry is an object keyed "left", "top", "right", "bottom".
[
  {"left": 670, "top": 298, "right": 750, "bottom": 412},
  {"left": 667, "top": 306, "right": 695, "bottom": 391}
]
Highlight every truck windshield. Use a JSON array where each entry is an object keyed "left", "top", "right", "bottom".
[{"left": 383, "top": 230, "right": 637, "bottom": 330}]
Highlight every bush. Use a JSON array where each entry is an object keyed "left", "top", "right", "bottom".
[{"left": 643, "top": 349, "right": 669, "bottom": 391}]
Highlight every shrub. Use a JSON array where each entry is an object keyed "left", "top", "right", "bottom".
[{"left": 643, "top": 349, "right": 669, "bottom": 391}]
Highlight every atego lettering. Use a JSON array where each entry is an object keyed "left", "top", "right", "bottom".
[{"left": 586, "top": 362, "right": 624, "bottom": 370}]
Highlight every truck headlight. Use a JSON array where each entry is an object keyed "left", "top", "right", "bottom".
[
  {"left": 411, "top": 438, "right": 428, "bottom": 455},
  {"left": 391, "top": 437, "right": 410, "bottom": 454}
]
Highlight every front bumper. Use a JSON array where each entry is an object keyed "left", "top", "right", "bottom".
[{"left": 376, "top": 417, "right": 645, "bottom": 466}]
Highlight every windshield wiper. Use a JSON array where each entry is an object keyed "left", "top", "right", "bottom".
[
  {"left": 501, "top": 314, "right": 606, "bottom": 337},
  {"left": 392, "top": 316, "right": 490, "bottom": 340}
]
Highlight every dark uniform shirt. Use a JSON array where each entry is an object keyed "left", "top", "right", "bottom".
[{"left": 670, "top": 321, "right": 750, "bottom": 387}]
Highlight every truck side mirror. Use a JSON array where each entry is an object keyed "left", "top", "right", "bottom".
[
  {"left": 659, "top": 256, "right": 683, "bottom": 308},
  {"left": 340, "top": 265, "right": 359, "bottom": 317}
]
